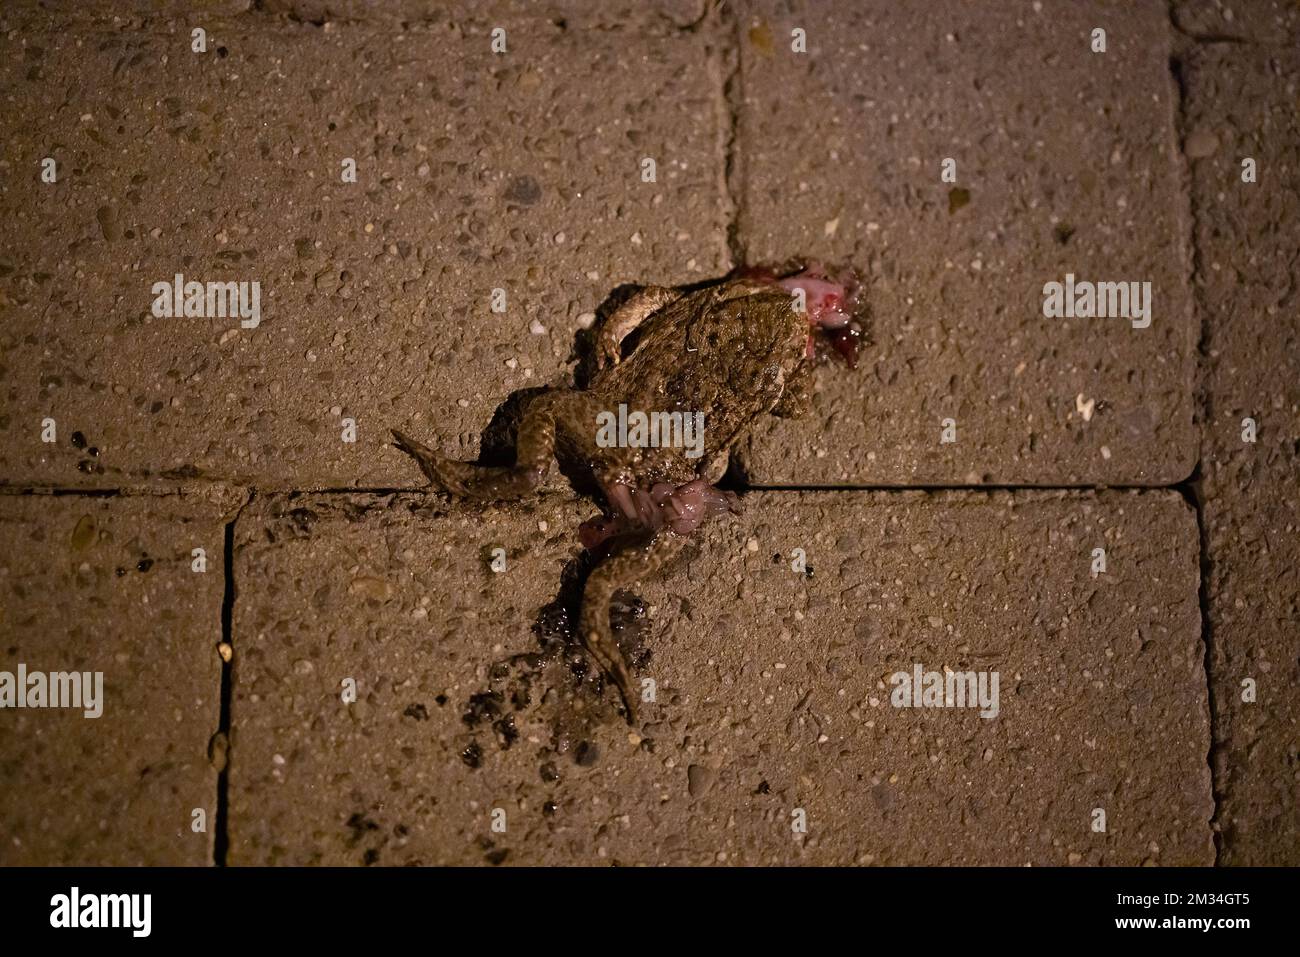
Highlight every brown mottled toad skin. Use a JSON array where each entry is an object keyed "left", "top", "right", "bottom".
[{"left": 393, "top": 275, "right": 833, "bottom": 723}]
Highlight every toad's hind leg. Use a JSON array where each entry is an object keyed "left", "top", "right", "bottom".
[
  {"left": 392, "top": 391, "right": 583, "bottom": 500},
  {"left": 579, "top": 530, "right": 688, "bottom": 724}
]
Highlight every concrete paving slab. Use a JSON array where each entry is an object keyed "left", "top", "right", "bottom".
[
  {"left": 227, "top": 489, "right": 1211, "bottom": 865},
  {"left": 732, "top": 0, "right": 1197, "bottom": 486},
  {"left": 1184, "top": 45, "right": 1300, "bottom": 865},
  {"left": 1202, "top": 487, "right": 1300, "bottom": 865},
  {"left": 0, "top": 488, "right": 237, "bottom": 865},
  {"left": 0, "top": 6, "right": 726, "bottom": 489}
]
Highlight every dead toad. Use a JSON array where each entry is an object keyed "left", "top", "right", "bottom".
[{"left": 392, "top": 263, "right": 863, "bottom": 724}]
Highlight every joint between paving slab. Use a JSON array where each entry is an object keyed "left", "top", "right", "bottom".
[
  {"left": 1163, "top": 9, "right": 1223, "bottom": 864},
  {"left": 1163, "top": 37, "right": 1201, "bottom": 493},
  {"left": 213, "top": 490, "right": 253, "bottom": 867},
  {"left": 734, "top": 481, "right": 1195, "bottom": 494},
  {"left": 247, "top": 0, "right": 329, "bottom": 28},
  {"left": 1174, "top": 471, "right": 1224, "bottom": 865},
  {"left": 713, "top": 0, "right": 745, "bottom": 270},
  {"left": 6, "top": 481, "right": 1208, "bottom": 497},
  {"left": 0, "top": 487, "right": 123, "bottom": 497},
  {"left": 162, "top": 481, "right": 1206, "bottom": 498}
]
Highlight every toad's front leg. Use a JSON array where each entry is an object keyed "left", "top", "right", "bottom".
[
  {"left": 595, "top": 285, "right": 680, "bottom": 370},
  {"left": 392, "top": 390, "right": 591, "bottom": 500},
  {"left": 771, "top": 359, "right": 814, "bottom": 419},
  {"left": 579, "top": 528, "right": 689, "bottom": 725}
]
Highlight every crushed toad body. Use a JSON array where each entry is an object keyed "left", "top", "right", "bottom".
[{"left": 392, "top": 263, "right": 863, "bottom": 723}]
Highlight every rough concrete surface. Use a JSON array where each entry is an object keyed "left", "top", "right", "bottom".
[
  {"left": 1183, "top": 44, "right": 1299, "bottom": 865},
  {"left": 0, "top": 489, "right": 237, "bottom": 865},
  {"left": 734, "top": 0, "right": 1196, "bottom": 486},
  {"left": 228, "top": 490, "right": 1211, "bottom": 865},
  {"left": 0, "top": 3, "right": 726, "bottom": 489},
  {"left": 253, "top": 0, "right": 712, "bottom": 28},
  {"left": 0, "top": 1, "right": 1293, "bottom": 869}
]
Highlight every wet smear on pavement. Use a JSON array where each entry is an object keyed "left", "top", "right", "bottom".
[{"left": 457, "top": 550, "right": 652, "bottom": 772}]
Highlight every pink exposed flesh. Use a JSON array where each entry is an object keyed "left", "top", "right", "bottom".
[
  {"left": 768, "top": 264, "right": 863, "bottom": 367},
  {"left": 580, "top": 478, "right": 739, "bottom": 550},
  {"left": 777, "top": 274, "right": 852, "bottom": 330}
]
